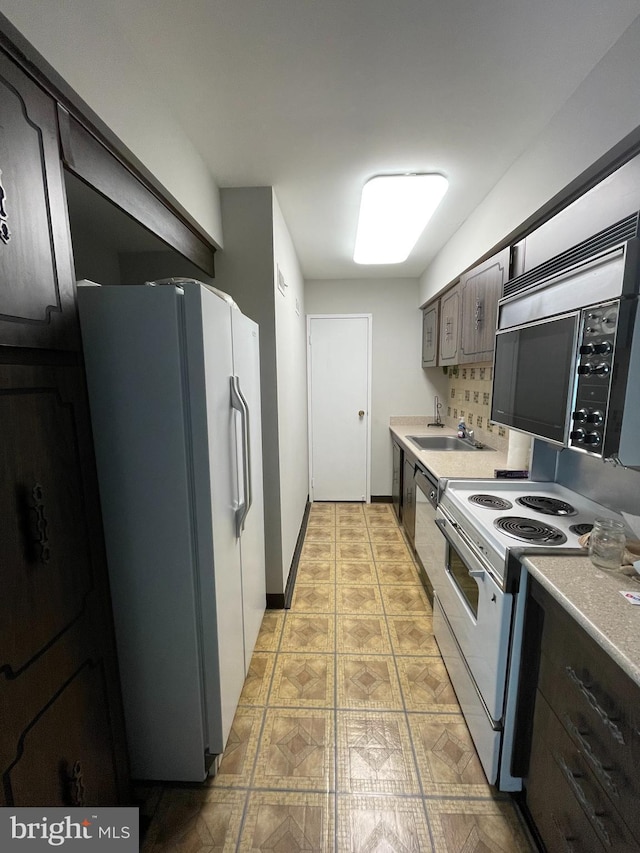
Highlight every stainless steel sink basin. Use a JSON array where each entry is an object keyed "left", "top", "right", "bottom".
[{"left": 407, "top": 434, "right": 492, "bottom": 451}]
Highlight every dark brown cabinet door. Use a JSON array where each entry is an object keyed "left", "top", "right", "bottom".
[
  {"left": 0, "top": 50, "right": 78, "bottom": 350},
  {"left": 0, "top": 366, "right": 94, "bottom": 672},
  {"left": 6, "top": 662, "right": 120, "bottom": 807},
  {"left": 522, "top": 580, "right": 640, "bottom": 851},
  {"left": 0, "top": 363, "right": 129, "bottom": 805}
]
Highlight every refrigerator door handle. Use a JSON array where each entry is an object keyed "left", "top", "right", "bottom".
[
  {"left": 230, "top": 375, "right": 252, "bottom": 537},
  {"left": 235, "top": 375, "right": 253, "bottom": 517}
]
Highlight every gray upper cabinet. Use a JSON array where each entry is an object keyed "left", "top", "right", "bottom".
[
  {"left": 438, "top": 283, "right": 461, "bottom": 366},
  {"left": 421, "top": 301, "right": 439, "bottom": 367},
  {"left": 459, "top": 247, "right": 510, "bottom": 364}
]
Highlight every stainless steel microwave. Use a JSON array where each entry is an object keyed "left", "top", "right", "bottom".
[{"left": 491, "top": 239, "right": 640, "bottom": 468}]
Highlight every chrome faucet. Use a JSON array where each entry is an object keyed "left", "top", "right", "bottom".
[{"left": 461, "top": 428, "right": 485, "bottom": 449}]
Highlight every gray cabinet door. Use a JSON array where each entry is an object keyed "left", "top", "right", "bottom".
[
  {"left": 459, "top": 248, "right": 510, "bottom": 364},
  {"left": 421, "top": 302, "right": 439, "bottom": 367},
  {"left": 438, "top": 284, "right": 460, "bottom": 366}
]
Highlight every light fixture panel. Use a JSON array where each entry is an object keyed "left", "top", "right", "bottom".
[{"left": 353, "top": 173, "right": 448, "bottom": 265}]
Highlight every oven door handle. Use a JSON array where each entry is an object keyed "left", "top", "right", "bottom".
[
  {"left": 435, "top": 517, "right": 447, "bottom": 534},
  {"left": 435, "top": 515, "right": 495, "bottom": 581}
]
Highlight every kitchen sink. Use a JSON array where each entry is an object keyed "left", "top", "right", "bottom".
[{"left": 407, "top": 434, "right": 493, "bottom": 451}]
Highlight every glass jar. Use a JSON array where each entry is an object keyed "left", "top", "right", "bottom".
[{"left": 588, "top": 517, "right": 626, "bottom": 571}]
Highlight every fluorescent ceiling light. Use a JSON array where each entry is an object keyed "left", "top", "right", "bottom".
[{"left": 353, "top": 173, "right": 448, "bottom": 264}]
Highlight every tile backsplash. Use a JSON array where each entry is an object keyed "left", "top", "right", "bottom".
[{"left": 443, "top": 361, "right": 509, "bottom": 453}]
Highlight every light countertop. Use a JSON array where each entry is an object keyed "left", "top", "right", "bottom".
[
  {"left": 390, "top": 422, "right": 510, "bottom": 481},
  {"left": 522, "top": 552, "right": 640, "bottom": 687}
]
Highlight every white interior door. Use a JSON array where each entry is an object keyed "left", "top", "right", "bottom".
[{"left": 307, "top": 314, "right": 371, "bottom": 501}]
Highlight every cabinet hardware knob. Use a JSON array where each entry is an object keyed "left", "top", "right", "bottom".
[
  {"left": 557, "top": 755, "right": 611, "bottom": 846},
  {"left": 475, "top": 298, "right": 484, "bottom": 330},
  {"left": 69, "top": 760, "right": 86, "bottom": 807},
  {"left": 0, "top": 168, "right": 11, "bottom": 244},
  {"left": 358, "top": 410, "right": 365, "bottom": 418},
  {"left": 551, "top": 812, "right": 577, "bottom": 850},
  {"left": 564, "top": 665, "right": 624, "bottom": 745},
  {"left": 564, "top": 714, "right": 619, "bottom": 798},
  {"left": 28, "top": 483, "right": 51, "bottom": 564}
]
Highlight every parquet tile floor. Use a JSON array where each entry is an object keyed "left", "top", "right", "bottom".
[{"left": 141, "top": 501, "right": 536, "bottom": 852}]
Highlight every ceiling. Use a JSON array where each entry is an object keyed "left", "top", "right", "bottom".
[{"left": 7, "top": 0, "right": 640, "bottom": 280}]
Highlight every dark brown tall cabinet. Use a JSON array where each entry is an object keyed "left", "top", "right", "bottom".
[{"left": 0, "top": 47, "right": 129, "bottom": 805}]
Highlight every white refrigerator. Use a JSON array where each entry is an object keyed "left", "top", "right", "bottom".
[{"left": 77, "top": 280, "right": 266, "bottom": 782}]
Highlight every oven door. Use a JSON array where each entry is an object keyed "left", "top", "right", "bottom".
[
  {"left": 434, "top": 508, "right": 513, "bottom": 723},
  {"left": 433, "top": 594, "right": 502, "bottom": 785}
]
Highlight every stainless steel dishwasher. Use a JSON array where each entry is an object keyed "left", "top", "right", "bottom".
[{"left": 414, "top": 465, "right": 444, "bottom": 605}]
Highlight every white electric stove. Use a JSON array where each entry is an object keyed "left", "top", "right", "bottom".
[
  {"left": 432, "top": 477, "right": 627, "bottom": 791},
  {"left": 438, "top": 478, "right": 626, "bottom": 588}
]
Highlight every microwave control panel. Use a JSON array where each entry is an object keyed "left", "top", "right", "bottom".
[{"left": 569, "top": 300, "right": 618, "bottom": 455}]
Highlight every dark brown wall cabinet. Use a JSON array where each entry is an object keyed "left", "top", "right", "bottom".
[
  {"left": 0, "top": 46, "right": 128, "bottom": 806},
  {"left": 0, "top": 52, "right": 79, "bottom": 351},
  {"left": 521, "top": 579, "right": 640, "bottom": 852}
]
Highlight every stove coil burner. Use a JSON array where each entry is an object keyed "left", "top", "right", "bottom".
[
  {"left": 569, "top": 523, "right": 594, "bottom": 537},
  {"left": 468, "top": 494, "right": 513, "bottom": 510},
  {"left": 494, "top": 516, "right": 567, "bottom": 545},
  {"left": 516, "top": 495, "right": 577, "bottom": 516}
]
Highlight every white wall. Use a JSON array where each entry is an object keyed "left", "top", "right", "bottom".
[
  {"left": 211, "top": 188, "right": 284, "bottom": 597},
  {"left": 305, "top": 278, "right": 448, "bottom": 495},
  {"left": 0, "top": 0, "right": 223, "bottom": 247},
  {"left": 214, "top": 187, "right": 308, "bottom": 596},
  {"left": 272, "top": 195, "right": 309, "bottom": 588},
  {"left": 420, "top": 15, "right": 640, "bottom": 302}
]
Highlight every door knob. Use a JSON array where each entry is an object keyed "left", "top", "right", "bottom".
[{"left": 358, "top": 410, "right": 365, "bottom": 418}]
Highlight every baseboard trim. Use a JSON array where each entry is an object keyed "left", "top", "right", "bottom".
[
  {"left": 282, "top": 498, "right": 312, "bottom": 610},
  {"left": 371, "top": 495, "right": 392, "bottom": 503},
  {"left": 266, "top": 593, "right": 285, "bottom": 609}
]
